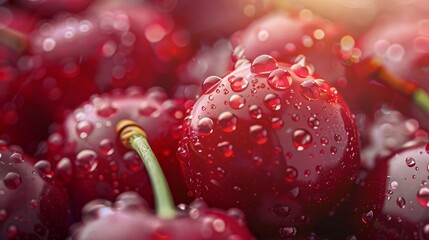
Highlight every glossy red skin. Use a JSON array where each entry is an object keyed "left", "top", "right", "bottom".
[
  {"left": 0, "top": 145, "right": 70, "bottom": 239},
  {"left": 353, "top": 141, "right": 429, "bottom": 239},
  {"left": 71, "top": 193, "right": 255, "bottom": 240},
  {"left": 149, "top": 0, "right": 273, "bottom": 43},
  {"left": 178, "top": 58, "right": 360, "bottom": 238},
  {"left": 13, "top": 0, "right": 94, "bottom": 17},
  {"left": 44, "top": 88, "right": 190, "bottom": 221},
  {"left": 231, "top": 11, "right": 347, "bottom": 86},
  {"left": 347, "top": 16, "right": 429, "bottom": 129},
  {"left": 1, "top": 3, "right": 194, "bottom": 154}
]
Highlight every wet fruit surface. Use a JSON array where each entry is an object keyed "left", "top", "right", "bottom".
[
  {"left": 44, "top": 87, "right": 190, "bottom": 221},
  {"left": 178, "top": 55, "right": 360, "bottom": 238},
  {"left": 71, "top": 192, "right": 255, "bottom": 240},
  {"left": 353, "top": 141, "right": 429, "bottom": 239},
  {"left": 0, "top": 143, "right": 70, "bottom": 239}
]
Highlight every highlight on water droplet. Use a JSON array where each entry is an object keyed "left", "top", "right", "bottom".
[
  {"left": 292, "top": 129, "right": 313, "bottom": 151},
  {"left": 267, "top": 69, "right": 293, "bottom": 90},
  {"left": 417, "top": 187, "right": 429, "bottom": 207},
  {"left": 251, "top": 55, "right": 278, "bottom": 75},
  {"left": 76, "top": 120, "right": 94, "bottom": 139}
]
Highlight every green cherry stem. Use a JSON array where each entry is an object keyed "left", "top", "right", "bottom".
[
  {"left": 362, "top": 57, "right": 429, "bottom": 117},
  {"left": 116, "top": 120, "right": 177, "bottom": 219},
  {"left": 0, "top": 23, "right": 30, "bottom": 53}
]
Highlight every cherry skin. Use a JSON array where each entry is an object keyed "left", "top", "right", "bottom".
[
  {"left": 13, "top": 0, "right": 94, "bottom": 18},
  {"left": 230, "top": 10, "right": 351, "bottom": 86},
  {"left": 178, "top": 55, "right": 360, "bottom": 238},
  {"left": 71, "top": 192, "right": 255, "bottom": 240},
  {"left": 347, "top": 16, "right": 429, "bottom": 129},
  {"left": 0, "top": 143, "right": 70, "bottom": 239},
  {"left": 43, "top": 87, "right": 190, "bottom": 221},
  {"left": 353, "top": 140, "right": 429, "bottom": 239}
]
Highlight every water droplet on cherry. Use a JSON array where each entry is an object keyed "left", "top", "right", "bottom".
[
  {"left": 202, "top": 76, "right": 222, "bottom": 94},
  {"left": 3, "top": 172, "right": 22, "bottom": 190},
  {"left": 263, "top": 93, "right": 281, "bottom": 111},
  {"left": 217, "top": 112, "right": 237, "bottom": 132},
  {"left": 300, "top": 80, "right": 320, "bottom": 100},
  {"left": 267, "top": 69, "right": 292, "bottom": 90},
  {"left": 292, "top": 129, "right": 312, "bottom": 151},
  {"left": 251, "top": 55, "right": 278, "bottom": 75},
  {"left": 76, "top": 120, "right": 94, "bottom": 139},
  {"left": 75, "top": 150, "right": 98, "bottom": 173},
  {"left": 229, "top": 94, "right": 246, "bottom": 109},
  {"left": 249, "top": 125, "right": 268, "bottom": 144},
  {"left": 229, "top": 76, "right": 249, "bottom": 92},
  {"left": 197, "top": 117, "right": 214, "bottom": 136}
]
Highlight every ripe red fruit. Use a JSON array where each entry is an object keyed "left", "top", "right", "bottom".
[
  {"left": 353, "top": 140, "right": 429, "bottom": 239},
  {"left": 230, "top": 10, "right": 350, "bottom": 86},
  {"left": 0, "top": 143, "right": 70, "bottom": 239},
  {"left": 71, "top": 193, "right": 255, "bottom": 240},
  {"left": 347, "top": 16, "right": 429, "bottom": 128},
  {"left": 178, "top": 55, "right": 360, "bottom": 238},
  {"left": 43, "top": 87, "right": 190, "bottom": 220}
]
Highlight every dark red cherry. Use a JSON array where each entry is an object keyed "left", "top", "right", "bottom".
[
  {"left": 347, "top": 16, "right": 429, "bottom": 129},
  {"left": 353, "top": 140, "right": 429, "bottom": 239},
  {"left": 43, "top": 87, "right": 190, "bottom": 221},
  {"left": 231, "top": 10, "right": 351, "bottom": 86},
  {"left": 71, "top": 121, "right": 255, "bottom": 240},
  {"left": 178, "top": 55, "right": 360, "bottom": 238},
  {"left": 0, "top": 143, "right": 70, "bottom": 239}
]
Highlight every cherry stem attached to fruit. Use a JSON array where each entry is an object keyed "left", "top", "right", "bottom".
[
  {"left": 363, "top": 57, "right": 429, "bottom": 117},
  {"left": 116, "top": 120, "right": 177, "bottom": 219},
  {"left": 0, "top": 23, "right": 30, "bottom": 53}
]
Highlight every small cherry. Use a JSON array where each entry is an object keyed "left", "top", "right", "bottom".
[
  {"left": 0, "top": 142, "right": 70, "bottom": 239},
  {"left": 230, "top": 10, "right": 352, "bottom": 87},
  {"left": 43, "top": 87, "right": 191, "bottom": 221},
  {"left": 70, "top": 121, "right": 255, "bottom": 240},
  {"left": 353, "top": 140, "right": 429, "bottom": 239},
  {"left": 178, "top": 54, "right": 360, "bottom": 238}
]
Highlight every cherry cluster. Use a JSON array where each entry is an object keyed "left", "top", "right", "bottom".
[{"left": 1, "top": 0, "right": 429, "bottom": 239}]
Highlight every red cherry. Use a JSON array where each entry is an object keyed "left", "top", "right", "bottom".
[
  {"left": 353, "top": 140, "right": 429, "bottom": 239},
  {"left": 0, "top": 143, "right": 70, "bottom": 239},
  {"left": 71, "top": 193, "right": 255, "bottom": 240},
  {"left": 347, "top": 16, "right": 429, "bottom": 129},
  {"left": 43, "top": 87, "right": 190, "bottom": 221},
  {"left": 231, "top": 10, "right": 350, "bottom": 86},
  {"left": 178, "top": 55, "right": 360, "bottom": 238}
]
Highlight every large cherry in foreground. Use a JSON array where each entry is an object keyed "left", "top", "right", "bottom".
[
  {"left": 178, "top": 55, "right": 360, "bottom": 238},
  {"left": 353, "top": 140, "right": 429, "bottom": 239},
  {"left": 0, "top": 144, "right": 70, "bottom": 239}
]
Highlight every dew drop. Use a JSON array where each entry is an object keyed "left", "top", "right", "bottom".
[
  {"left": 285, "top": 167, "right": 298, "bottom": 182},
  {"left": 405, "top": 157, "right": 416, "bottom": 167},
  {"left": 417, "top": 187, "right": 429, "bottom": 207},
  {"left": 249, "top": 105, "right": 262, "bottom": 119},
  {"left": 307, "top": 116, "right": 320, "bottom": 129},
  {"left": 96, "top": 101, "right": 117, "bottom": 118},
  {"left": 330, "top": 146, "right": 337, "bottom": 154},
  {"left": 229, "top": 76, "right": 248, "bottom": 92},
  {"left": 334, "top": 134, "right": 342, "bottom": 142},
  {"left": 3, "top": 172, "right": 22, "bottom": 190},
  {"left": 300, "top": 80, "right": 320, "bottom": 100},
  {"left": 292, "top": 129, "right": 312, "bottom": 151},
  {"left": 391, "top": 181, "right": 398, "bottom": 190},
  {"left": 320, "top": 137, "right": 329, "bottom": 146},
  {"left": 362, "top": 210, "right": 374, "bottom": 224},
  {"left": 75, "top": 150, "right": 98, "bottom": 173},
  {"left": 99, "top": 139, "right": 115, "bottom": 156},
  {"left": 212, "top": 218, "right": 226, "bottom": 233},
  {"left": 267, "top": 69, "right": 292, "bottom": 90},
  {"left": 217, "top": 141, "right": 234, "bottom": 158},
  {"left": 76, "top": 120, "right": 94, "bottom": 139},
  {"left": 271, "top": 117, "right": 284, "bottom": 129},
  {"left": 397, "top": 197, "right": 406, "bottom": 209},
  {"left": 291, "top": 55, "right": 314, "bottom": 77},
  {"left": 197, "top": 117, "right": 214, "bottom": 136},
  {"left": 229, "top": 94, "right": 246, "bottom": 109},
  {"left": 123, "top": 151, "right": 142, "bottom": 172},
  {"left": 10, "top": 153, "right": 23, "bottom": 163},
  {"left": 217, "top": 112, "right": 237, "bottom": 132},
  {"left": 263, "top": 93, "right": 281, "bottom": 111},
  {"left": 202, "top": 76, "right": 222, "bottom": 94},
  {"left": 35, "top": 160, "right": 53, "bottom": 179},
  {"left": 279, "top": 227, "right": 297, "bottom": 238},
  {"left": 251, "top": 55, "right": 278, "bottom": 75},
  {"left": 249, "top": 125, "right": 268, "bottom": 144}
]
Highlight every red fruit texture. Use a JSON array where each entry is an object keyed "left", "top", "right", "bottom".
[
  {"left": 231, "top": 10, "right": 352, "bottom": 87},
  {"left": 71, "top": 192, "right": 255, "bottom": 240},
  {"left": 353, "top": 140, "right": 429, "bottom": 239},
  {"left": 178, "top": 55, "right": 360, "bottom": 238},
  {"left": 149, "top": 0, "right": 274, "bottom": 43},
  {"left": 43, "top": 87, "right": 190, "bottom": 221},
  {"left": 0, "top": 143, "right": 70, "bottom": 239},
  {"left": 13, "top": 0, "right": 94, "bottom": 18},
  {"left": 347, "top": 15, "right": 429, "bottom": 128},
  {"left": 0, "top": 2, "right": 194, "bottom": 153}
]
